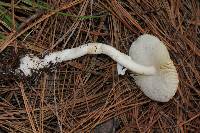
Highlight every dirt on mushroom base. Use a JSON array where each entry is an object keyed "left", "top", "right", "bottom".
[{"left": 0, "top": 0, "right": 200, "bottom": 132}]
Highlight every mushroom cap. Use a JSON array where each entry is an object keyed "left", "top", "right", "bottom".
[{"left": 129, "top": 34, "right": 179, "bottom": 102}]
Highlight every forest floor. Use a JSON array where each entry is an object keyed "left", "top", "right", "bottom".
[{"left": 0, "top": 0, "right": 200, "bottom": 132}]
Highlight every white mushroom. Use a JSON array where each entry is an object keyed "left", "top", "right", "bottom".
[{"left": 18, "top": 34, "right": 179, "bottom": 102}]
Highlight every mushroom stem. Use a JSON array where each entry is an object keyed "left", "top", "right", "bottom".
[{"left": 19, "top": 43, "right": 157, "bottom": 76}]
